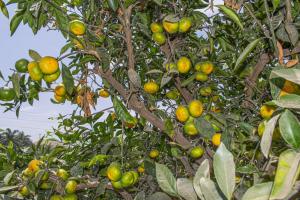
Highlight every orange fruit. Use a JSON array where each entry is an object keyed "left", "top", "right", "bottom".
[
  {"left": 195, "top": 61, "right": 214, "bottom": 75},
  {"left": 64, "top": 194, "right": 78, "bottom": 200},
  {"left": 0, "top": 87, "right": 15, "bottom": 102},
  {"left": 111, "top": 180, "right": 123, "bottom": 189},
  {"left": 179, "top": 17, "right": 192, "bottom": 33},
  {"left": 20, "top": 186, "right": 29, "bottom": 196},
  {"left": 188, "top": 100, "right": 203, "bottom": 118},
  {"left": 69, "top": 20, "right": 86, "bottom": 36},
  {"left": 39, "top": 56, "right": 59, "bottom": 75},
  {"left": 212, "top": 133, "right": 221, "bottom": 146},
  {"left": 163, "top": 20, "right": 179, "bottom": 34},
  {"left": 184, "top": 121, "right": 198, "bottom": 136},
  {"left": 166, "top": 89, "right": 179, "bottom": 100},
  {"left": 150, "top": 22, "right": 163, "bottom": 33},
  {"left": 99, "top": 88, "right": 110, "bottom": 98},
  {"left": 176, "top": 105, "right": 190, "bottom": 122},
  {"left": 65, "top": 180, "right": 77, "bottom": 194},
  {"left": 152, "top": 32, "right": 166, "bottom": 45},
  {"left": 56, "top": 169, "right": 69, "bottom": 181},
  {"left": 28, "top": 159, "right": 42, "bottom": 172},
  {"left": 43, "top": 69, "right": 60, "bottom": 83},
  {"left": 189, "top": 146, "right": 204, "bottom": 158},
  {"left": 195, "top": 72, "right": 208, "bottom": 82},
  {"left": 149, "top": 149, "right": 159, "bottom": 159},
  {"left": 55, "top": 84, "right": 66, "bottom": 96},
  {"left": 260, "top": 105, "right": 276, "bottom": 119},
  {"left": 120, "top": 172, "right": 134, "bottom": 187},
  {"left": 28, "top": 61, "right": 43, "bottom": 81},
  {"left": 200, "top": 86, "right": 212, "bottom": 96},
  {"left": 54, "top": 94, "right": 65, "bottom": 103},
  {"left": 144, "top": 81, "right": 159, "bottom": 94},
  {"left": 137, "top": 166, "right": 145, "bottom": 173},
  {"left": 177, "top": 57, "right": 192, "bottom": 74},
  {"left": 15, "top": 58, "right": 29, "bottom": 73},
  {"left": 279, "top": 80, "right": 300, "bottom": 97},
  {"left": 107, "top": 163, "right": 122, "bottom": 182}
]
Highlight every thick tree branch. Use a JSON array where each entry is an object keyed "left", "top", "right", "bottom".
[
  {"left": 242, "top": 53, "right": 271, "bottom": 108},
  {"left": 94, "top": 66, "right": 191, "bottom": 149},
  {"left": 174, "top": 77, "right": 193, "bottom": 103}
]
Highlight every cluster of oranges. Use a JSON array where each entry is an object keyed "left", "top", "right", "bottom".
[
  {"left": 151, "top": 16, "right": 192, "bottom": 45},
  {"left": 20, "top": 159, "right": 78, "bottom": 199},
  {"left": 15, "top": 56, "right": 61, "bottom": 83},
  {"left": 106, "top": 162, "right": 139, "bottom": 190}
]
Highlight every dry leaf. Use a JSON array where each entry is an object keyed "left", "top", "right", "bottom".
[
  {"left": 277, "top": 41, "right": 284, "bottom": 64},
  {"left": 285, "top": 58, "right": 299, "bottom": 68}
]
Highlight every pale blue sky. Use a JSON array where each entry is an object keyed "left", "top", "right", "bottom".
[{"left": 0, "top": 5, "right": 111, "bottom": 140}]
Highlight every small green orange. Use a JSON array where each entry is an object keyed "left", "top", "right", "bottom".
[
  {"left": 184, "top": 121, "right": 198, "bottom": 136},
  {"left": 200, "top": 86, "right": 212, "bottom": 96},
  {"left": 150, "top": 22, "right": 163, "bottom": 33},
  {"left": 15, "top": 58, "right": 29, "bottom": 73},
  {"left": 120, "top": 172, "right": 135, "bottom": 187},
  {"left": 0, "top": 87, "right": 16, "bottom": 102},
  {"left": 107, "top": 163, "right": 122, "bottom": 182},
  {"left": 111, "top": 180, "right": 123, "bottom": 189},
  {"left": 195, "top": 72, "right": 208, "bottom": 82},
  {"left": 179, "top": 17, "right": 192, "bottom": 33},
  {"left": 152, "top": 32, "right": 166, "bottom": 45},
  {"left": 69, "top": 20, "right": 86, "bottom": 36},
  {"left": 189, "top": 146, "right": 204, "bottom": 158},
  {"left": 28, "top": 61, "right": 43, "bottom": 81},
  {"left": 43, "top": 69, "right": 61, "bottom": 83},
  {"left": 149, "top": 149, "right": 159, "bottom": 159}
]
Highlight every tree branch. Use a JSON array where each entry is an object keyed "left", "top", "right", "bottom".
[
  {"left": 242, "top": 53, "right": 271, "bottom": 108},
  {"left": 94, "top": 65, "right": 191, "bottom": 149}
]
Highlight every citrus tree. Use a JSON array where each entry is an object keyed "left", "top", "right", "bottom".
[{"left": 1, "top": 0, "right": 300, "bottom": 199}]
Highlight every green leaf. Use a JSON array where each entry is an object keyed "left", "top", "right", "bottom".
[
  {"left": 0, "top": 0, "right": 9, "bottom": 18},
  {"left": 260, "top": 114, "right": 280, "bottom": 158},
  {"left": 241, "top": 182, "right": 273, "bottom": 200},
  {"left": 199, "top": 178, "right": 223, "bottom": 200},
  {"left": 62, "top": 64, "right": 75, "bottom": 95},
  {"left": 272, "top": 0, "right": 280, "bottom": 10},
  {"left": 271, "top": 69, "right": 300, "bottom": 85},
  {"left": 3, "top": 170, "right": 15, "bottom": 185},
  {"left": 234, "top": 38, "right": 261, "bottom": 73},
  {"left": 155, "top": 163, "right": 178, "bottom": 197},
  {"left": 272, "top": 94, "right": 300, "bottom": 109},
  {"left": 217, "top": 5, "right": 243, "bottom": 30},
  {"left": 10, "top": 12, "right": 23, "bottom": 36},
  {"left": 134, "top": 191, "right": 145, "bottom": 200},
  {"left": 0, "top": 185, "right": 19, "bottom": 193},
  {"left": 181, "top": 74, "right": 196, "bottom": 87},
  {"left": 193, "top": 159, "right": 210, "bottom": 200},
  {"left": 213, "top": 143, "right": 235, "bottom": 200},
  {"left": 147, "top": 192, "right": 172, "bottom": 200},
  {"left": 177, "top": 178, "right": 197, "bottom": 200},
  {"left": 195, "top": 117, "right": 215, "bottom": 139},
  {"left": 112, "top": 97, "right": 136, "bottom": 124},
  {"left": 108, "top": 0, "right": 119, "bottom": 11},
  {"left": 28, "top": 49, "right": 42, "bottom": 61},
  {"left": 270, "top": 149, "right": 300, "bottom": 199},
  {"left": 11, "top": 73, "right": 20, "bottom": 98},
  {"left": 279, "top": 110, "right": 300, "bottom": 149},
  {"left": 60, "top": 43, "right": 72, "bottom": 55}
]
